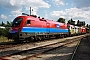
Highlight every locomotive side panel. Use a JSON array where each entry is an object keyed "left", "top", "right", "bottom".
[
  {"left": 19, "top": 18, "right": 50, "bottom": 40},
  {"left": 46, "top": 20, "right": 69, "bottom": 34}
]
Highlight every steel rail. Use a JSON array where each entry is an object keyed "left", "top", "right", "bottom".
[
  {"left": 70, "top": 38, "right": 82, "bottom": 60},
  {"left": 20, "top": 38, "right": 82, "bottom": 60}
]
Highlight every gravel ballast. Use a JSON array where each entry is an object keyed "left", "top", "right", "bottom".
[
  {"left": 72, "top": 35, "right": 90, "bottom": 60},
  {"left": 29, "top": 40, "right": 79, "bottom": 60}
]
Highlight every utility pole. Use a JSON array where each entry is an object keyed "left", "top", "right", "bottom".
[{"left": 30, "top": 7, "right": 31, "bottom": 16}]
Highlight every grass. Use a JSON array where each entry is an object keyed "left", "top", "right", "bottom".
[{"left": 0, "top": 36, "right": 13, "bottom": 43}]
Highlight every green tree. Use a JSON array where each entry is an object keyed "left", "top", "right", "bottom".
[
  {"left": 77, "top": 20, "right": 85, "bottom": 26},
  {"left": 71, "top": 18, "right": 73, "bottom": 22},
  {"left": 88, "top": 25, "right": 90, "bottom": 29},
  {"left": 86, "top": 24, "right": 89, "bottom": 28},
  {"left": 0, "top": 21, "right": 11, "bottom": 36},
  {"left": 77, "top": 20, "right": 80, "bottom": 26},
  {"left": 67, "top": 18, "right": 75, "bottom": 25},
  {"left": 1, "top": 21, "right": 5, "bottom": 26},
  {"left": 5, "top": 21, "right": 12, "bottom": 27},
  {"left": 83, "top": 21, "right": 85, "bottom": 26},
  {"left": 57, "top": 18, "right": 65, "bottom": 23},
  {"left": 80, "top": 21, "right": 85, "bottom": 26},
  {"left": 67, "top": 20, "right": 71, "bottom": 24},
  {"left": 0, "top": 28, "right": 8, "bottom": 36}
]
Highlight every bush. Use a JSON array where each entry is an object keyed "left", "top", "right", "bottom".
[{"left": 0, "top": 28, "right": 9, "bottom": 36}]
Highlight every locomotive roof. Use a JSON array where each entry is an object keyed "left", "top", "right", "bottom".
[
  {"left": 17, "top": 15, "right": 40, "bottom": 21},
  {"left": 17, "top": 15, "right": 67, "bottom": 26}
]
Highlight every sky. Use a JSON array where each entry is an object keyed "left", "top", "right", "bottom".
[{"left": 0, "top": 0, "right": 90, "bottom": 25}]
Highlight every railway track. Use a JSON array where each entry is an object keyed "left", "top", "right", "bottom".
[
  {"left": 0, "top": 42, "right": 22, "bottom": 50},
  {"left": 0, "top": 37, "right": 56, "bottom": 52},
  {"left": 0, "top": 34, "right": 88, "bottom": 51},
  {"left": 0, "top": 35, "right": 86, "bottom": 60},
  {"left": 0, "top": 34, "right": 86, "bottom": 50},
  {"left": 70, "top": 35, "right": 90, "bottom": 60},
  {"left": 21, "top": 38, "right": 82, "bottom": 60},
  {"left": 0, "top": 36, "right": 61, "bottom": 50},
  {"left": 0, "top": 41, "right": 33, "bottom": 52}
]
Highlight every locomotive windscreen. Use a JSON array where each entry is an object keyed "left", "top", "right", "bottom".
[{"left": 12, "top": 18, "right": 22, "bottom": 27}]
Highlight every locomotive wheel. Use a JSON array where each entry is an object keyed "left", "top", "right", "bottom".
[
  {"left": 32, "top": 36, "right": 38, "bottom": 42},
  {"left": 38, "top": 36, "right": 42, "bottom": 41},
  {"left": 46, "top": 35, "right": 50, "bottom": 39},
  {"left": 60, "top": 35, "right": 64, "bottom": 38},
  {"left": 64, "top": 35, "right": 67, "bottom": 38},
  {"left": 62, "top": 35, "right": 64, "bottom": 38},
  {"left": 14, "top": 39, "right": 22, "bottom": 43},
  {"left": 55, "top": 35, "right": 60, "bottom": 38},
  {"left": 25, "top": 37, "right": 32, "bottom": 42},
  {"left": 41, "top": 36, "right": 45, "bottom": 40},
  {"left": 33, "top": 36, "right": 42, "bottom": 41},
  {"left": 29, "top": 37, "right": 35, "bottom": 42}
]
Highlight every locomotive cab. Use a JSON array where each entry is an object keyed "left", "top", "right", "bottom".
[
  {"left": 11, "top": 18, "right": 22, "bottom": 32},
  {"left": 8, "top": 16, "right": 31, "bottom": 40},
  {"left": 8, "top": 17, "right": 23, "bottom": 40}
]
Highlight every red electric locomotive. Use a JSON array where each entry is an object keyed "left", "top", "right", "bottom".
[{"left": 8, "top": 15, "right": 69, "bottom": 42}]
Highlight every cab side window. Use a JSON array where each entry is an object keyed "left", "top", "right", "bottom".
[
  {"left": 27, "top": 20, "right": 30, "bottom": 24},
  {"left": 24, "top": 20, "right": 31, "bottom": 26}
]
